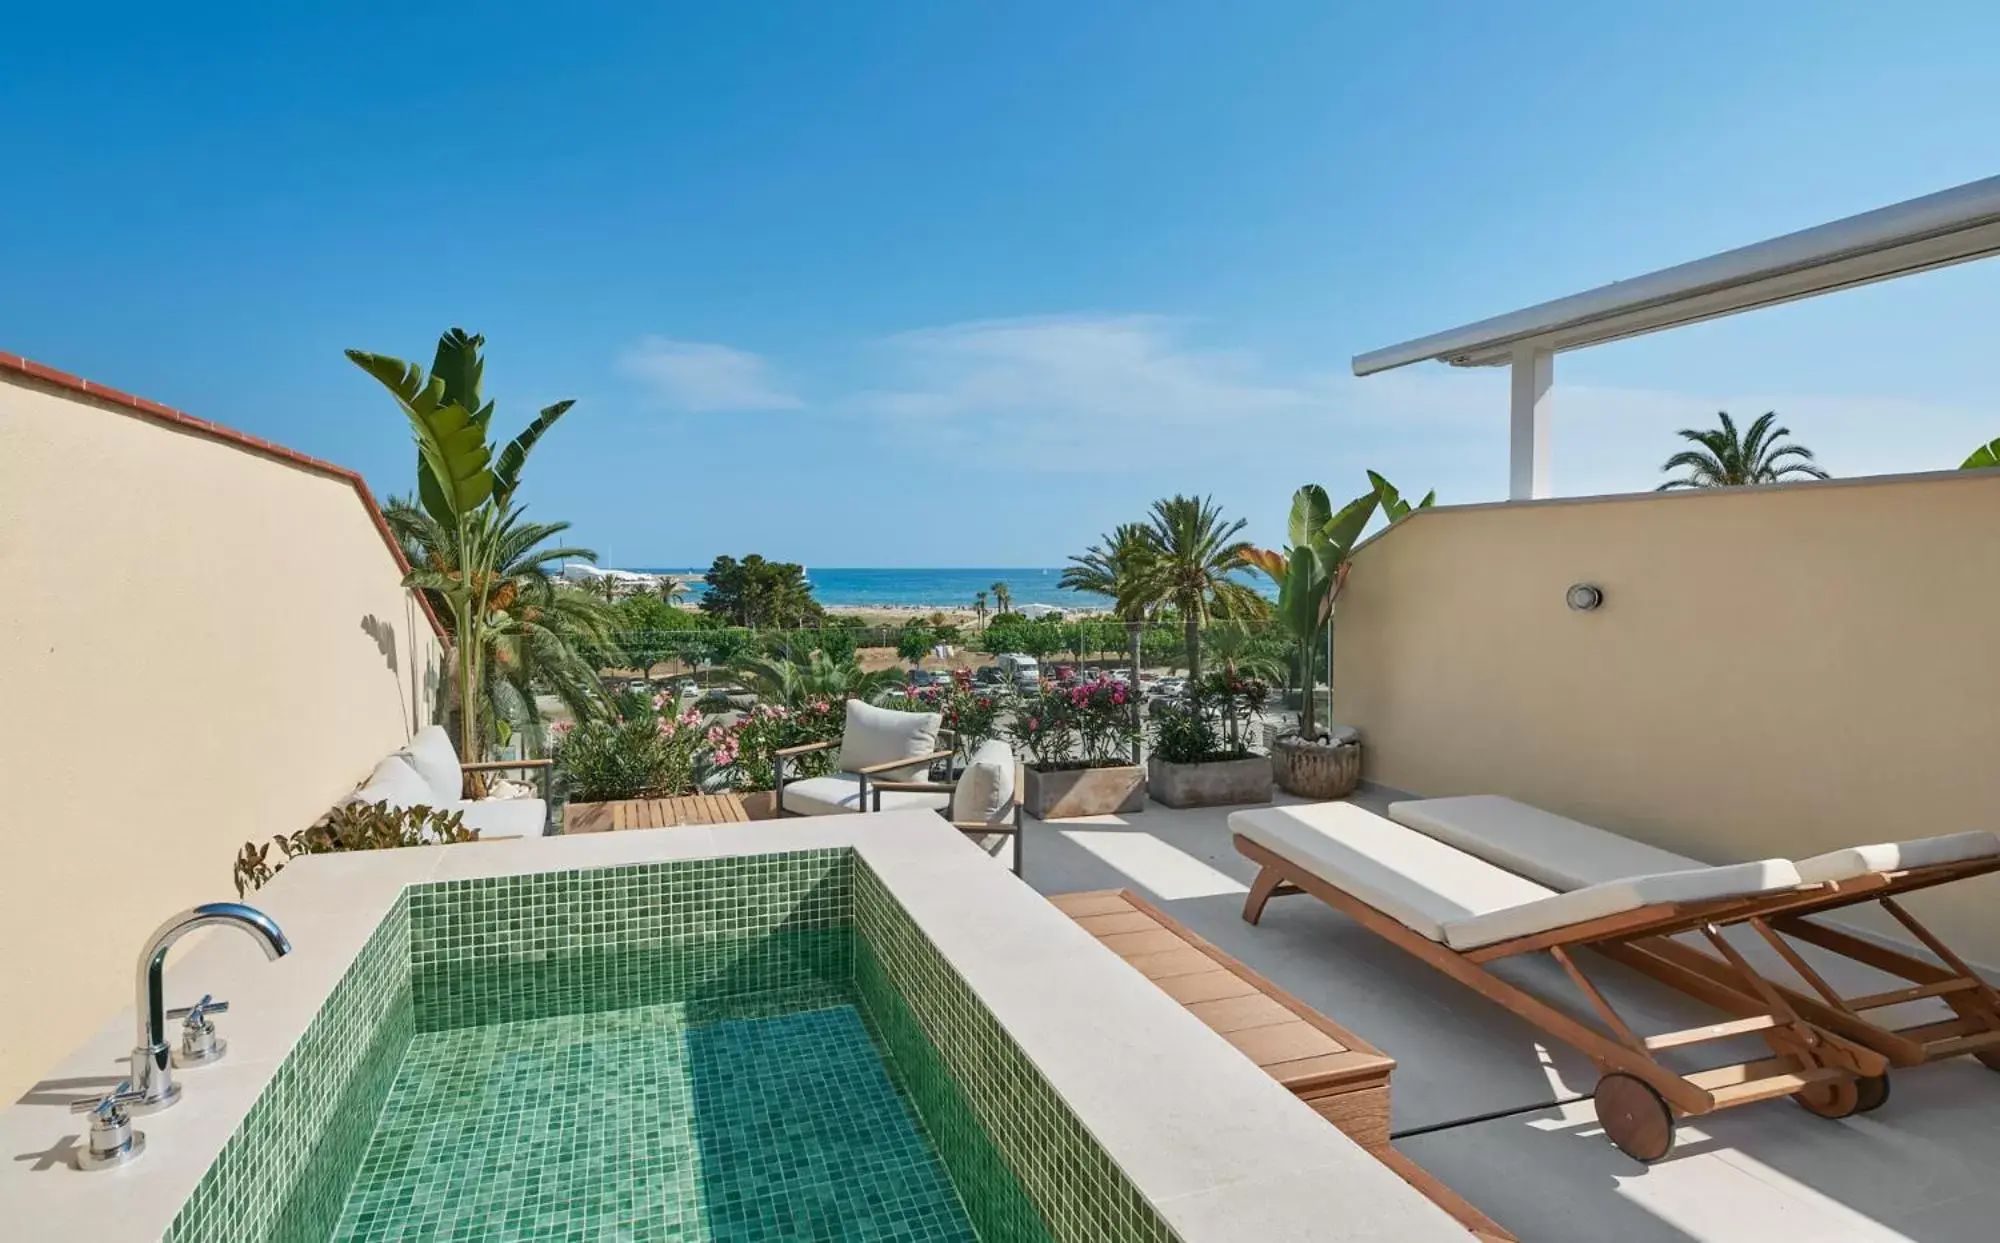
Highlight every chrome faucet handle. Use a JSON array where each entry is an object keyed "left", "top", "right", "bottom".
[
  {"left": 70, "top": 1081, "right": 149, "bottom": 1170},
  {"left": 165, "top": 995, "right": 229, "bottom": 1023},
  {"left": 166, "top": 995, "right": 231, "bottom": 1068},
  {"left": 69, "top": 1081, "right": 147, "bottom": 1119}
]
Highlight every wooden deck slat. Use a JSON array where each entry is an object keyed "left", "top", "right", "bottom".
[
  {"left": 561, "top": 794, "right": 749, "bottom": 834},
  {"left": 1154, "top": 969, "right": 1260, "bottom": 1005},
  {"left": 1098, "top": 928, "right": 1194, "bottom": 958},
  {"left": 1049, "top": 892, "right": 1135, "bottom": 917},
  {"left": 1185, "top": 993, "right": 1297, "bottom": 1034},
  {"left": 1074, "top": 911, "right": 1160, "bottom": 936},
  {"left": 1125, "top": 947, "right": 1221, "bottom": 980},
  {"left": 1226, "top": 1021, "right": 1347, "bottom": 1065}
]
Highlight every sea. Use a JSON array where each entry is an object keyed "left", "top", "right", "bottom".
[{"left": 630, "top": 567, "right": 1082, "bottom": 610}]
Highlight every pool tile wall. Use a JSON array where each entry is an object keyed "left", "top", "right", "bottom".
[
  {"left": 407, "top": 849, "right": 852, "bottom": 1029},
  {"left": 853, "top": 860, "right": 1180, "bottom": 1243},
  {"left": 164, "top": 896, "right": 413, "bottom": 1243}
]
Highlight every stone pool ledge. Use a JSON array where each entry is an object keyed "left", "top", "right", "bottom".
[{"left": 0, "top": 815, "right": 1471, "bottom": 1241}]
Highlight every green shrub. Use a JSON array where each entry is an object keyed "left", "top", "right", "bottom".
[
  {"left": 234, "top": 800, "right": 477, "bottom": 896},
  {"left": 555, "top": 707, "right": 702, "bottom": 802}
]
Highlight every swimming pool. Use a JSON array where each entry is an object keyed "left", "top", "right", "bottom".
[{"left": 161, "top": 850, "right": 1157, "bottom": 1242}]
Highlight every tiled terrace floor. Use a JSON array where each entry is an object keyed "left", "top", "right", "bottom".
[{"left": 1014, "top": 788, "right": 1999, "bottom": 1243}]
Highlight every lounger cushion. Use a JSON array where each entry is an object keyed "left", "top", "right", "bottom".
[
  {"left": 1440, "top": 858, "right": 1803, "bottom": 951},
  {"left": 1794, "top": 830, "right": 2000, "bottom": 885},
  {"left": 837, "top": 700, "right": 944, "bottom": 782},
  {"left": 1229, "top": 803, "right": 1554, "bottom": 943},
  {"left": 783, "top": 774, "right": 950, "bottom": 817},
  {"left": 453, "top": 797, "right": 549, "bottom": 839},
  {"left": 952, "top": 739, "right": 1016, "bottom": 826},
  {"left": 1388, "top": 795, "right": 1703, "bottom": 891},
  {"left": 352, "top": 755, "right": 438, "bottom": 811},
  {"left": 404, "top": 725, "right": 465, "bottom": 804}
]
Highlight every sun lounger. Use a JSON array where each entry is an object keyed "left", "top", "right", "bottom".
[
  {"left": 1388, "top": 796, "right": 2000, "bottom": 1072},
  {"left": 1229, "top": 802, "right": 1891, "bottom": 1162}
]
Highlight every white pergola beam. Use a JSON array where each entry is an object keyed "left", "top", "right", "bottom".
[{"left": 1353, "top": 175, "right": 2000, "bottom": 378}]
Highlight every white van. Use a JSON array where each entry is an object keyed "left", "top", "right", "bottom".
[{"left": 995, "top": 653, "right": 1040, "bottom": 690}]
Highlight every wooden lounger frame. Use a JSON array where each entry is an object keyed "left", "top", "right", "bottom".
[
  {"left": 1601, "top": 855, "right": 2000, "bottom": 1072},
  {"left": 1236, "top": 837, "right": 1892, "bottom": 1159}
]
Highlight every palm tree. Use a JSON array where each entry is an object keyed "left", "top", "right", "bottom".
[
  {"left": 1059, "top": 523, "right": 1152, "bottom": 620},
  {"left": 1119, "top": 495, "right": 1268, "bottom": 682},
  {"left": 388, "top": 499, "right": 620, "bottom": 754},
  {"left": 973, "top": 591, "right": 988, "bottom": 631},
  {"left": 1657, "top": 411, "right": 1830, "bottom": 490},
  {"left": 733, "top": 651, "right": 900, "bottom": 707},
  {"left": 990, "top": 581, "right": 1012, "bottom": 616}
]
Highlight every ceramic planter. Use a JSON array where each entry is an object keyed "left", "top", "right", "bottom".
[
  {"left": 739, "top": 790, "right": 779, "bottom": 820},
  {"left": 1271, "top": 735, "right": 1362, "bottom": 799},
  {"left": 1146, "top": 755, "right": 1273, "bottom": 809},
  {"left": 1023, "top": 764, "right": 1146, "bottom": 820}
]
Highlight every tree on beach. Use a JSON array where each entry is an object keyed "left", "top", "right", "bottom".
[
  {"left": 1656, "top": 411, "right": 1830, "bottom": 489},
  {"left": 1117, "top": 495, "right": 1268, "bottom": 683},
  {"left": 990, "top": 581, "right": 1012, "bottom": 616},
  {"left": 973, "top": 591, "right": 988, "bottom": 631},
  {"left": 700, "top": 555, "right": 825, "bottom": 629},
  {"left": 351, "top": 327, "right": 614, "bottom": 764}
]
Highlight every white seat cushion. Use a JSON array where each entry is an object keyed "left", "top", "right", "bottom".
[
  {"left": 1228, "top": 803, "right": 1553, "bottom": 943},
  {"left": 1794, "top": 830, "right": 2000, "bottom": 884},
  {"left": 404, "top": 725, "right": 464, "bottom": 804},
  {"left": 352, "top": 755, "right": 438, "bottom": 811},
  {"left": 837, "top": 700, "right": 943, "bottom": 782},
  {"left": 1388, "top": 795, "right": 1704, "bottom": 891},
  {"left": 952, "top": 739, "right": 1017, "bottom": 825},
  {"left": 452, "top": 798, "right": 548, "bottom": 839},
  {"left": 1440, "top": 857, "right": 1803, "bottom": 951},
  {"left": 782, "top": 774, "right": 950, "bottom": 817}
]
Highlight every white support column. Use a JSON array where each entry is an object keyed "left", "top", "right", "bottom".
[{"left": 1508, "top": 344, "right": 1553, "bottom": 500}]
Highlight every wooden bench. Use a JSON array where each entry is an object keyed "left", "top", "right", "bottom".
[{"left": 1051, "top": 889, "right": 1515, "bottom": 1243}]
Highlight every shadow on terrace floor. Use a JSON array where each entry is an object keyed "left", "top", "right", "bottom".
[{"left": 1014, "top": 789, "right": 2000, "bottom": 1243}]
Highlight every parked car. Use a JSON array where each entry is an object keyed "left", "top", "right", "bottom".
[{"left": 973, "top": 665, "right": 1003, "bottom": 685}]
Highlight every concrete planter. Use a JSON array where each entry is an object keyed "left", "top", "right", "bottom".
[
  {"left": 1271, "top": 736, "right": 1362, "bottom": 799},
  {"left": 739, "top": 790, "right": 779, "bottom": 821},
  {"left": 1147, "top": 755, "right": 1273, "bottom": 809},
  {"left": 1024, "top": 764, "right": 1146, "bottom": 820}
]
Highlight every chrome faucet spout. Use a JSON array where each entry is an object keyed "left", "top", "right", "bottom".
[{"left": 130, "top": 902, "right": 291, "bottom": 1111}]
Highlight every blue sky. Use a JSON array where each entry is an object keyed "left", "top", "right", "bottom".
[{"left": 4, "top": 2, "right": 1997, "bottom": 566}]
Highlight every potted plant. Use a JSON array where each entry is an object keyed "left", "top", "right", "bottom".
[
  {"left": 1245, "top": 475, "right": 1428, "bottom": 799},
  {"left": 1008, "top": 677, "right": 1145, "bottom": 819},
  {"left": 1147, "top": 673, "right": 1274, "bottom": 808}
]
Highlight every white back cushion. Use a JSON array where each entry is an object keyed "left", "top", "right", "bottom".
[
  {"left": 952, "top": 739, "right": 1017, "bottom": 825},
  {"left": 1794, "top": 830, "right": 2000, "bottom": 884},
  {"left": 404, "top": 725, "right": 464, "bottom": 804},
  {"left": 838, "top": 699, "right": 943, "bottom": 782},
  {"left": 1441, "top": 858, "right": 1802, "bottom": 951},
  {"left": 1388, "top": 795, "right": 1704, "bottom": 891},
  {"left": 1228, "top": 803, "right": 1552, "bottom": 943},
  {"left": 353, "top": 755, "right": 438, "bottom": 811}
]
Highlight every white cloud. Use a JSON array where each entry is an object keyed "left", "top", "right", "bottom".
[{"left": 618, "top": 337, "right": 802, "bottom": 412}]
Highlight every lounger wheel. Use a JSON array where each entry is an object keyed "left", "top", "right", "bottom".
[
  {"left": 1793, "top": 1075, "right": 1861, "bottom": 1120},
  {"left": 1853, "top": 1073, "right": 1891, "bottom": 1114},
  {"left": 1594, "top": 1072, "right": 1676, "bottom": 1163}
]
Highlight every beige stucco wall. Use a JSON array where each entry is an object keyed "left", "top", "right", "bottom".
[
  {"left": 0, "top": 372, "right": 440, "bottom": 1101},
  {"left": 1333, "top": 470, "right": 2000, "bottom": 966}
]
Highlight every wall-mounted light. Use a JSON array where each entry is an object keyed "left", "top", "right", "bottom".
[{"left": 1566, "top": 583, "right": 1604, "bottom": 612}]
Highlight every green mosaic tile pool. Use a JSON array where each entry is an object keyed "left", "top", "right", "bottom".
[
  {"left": 853, "top": 860, "right": 1178, "bottom": 1243},
  {"left": 162, "top": 846, "right": 1178, "bottom": 1242},
  {"left": 331, "top": 995, "right": 973, "bottom": 1242}
]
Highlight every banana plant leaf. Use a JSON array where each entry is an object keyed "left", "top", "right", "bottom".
[
  {"left": 345, "top": 349, "right": 494, "bottom": 523},
  {"left": 1965, "top": 437, "right": 2000, "bottom": 471}
]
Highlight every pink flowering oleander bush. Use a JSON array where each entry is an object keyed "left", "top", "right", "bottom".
[
  {"left": 1005, "top": 676, "right": 1135, "bottom": 770},
  {"left": 554, "top": 695, "right": 707, "bottom": 802},
  {"left": 718, "top": 697, "right": 846, "bottom": 791}
]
